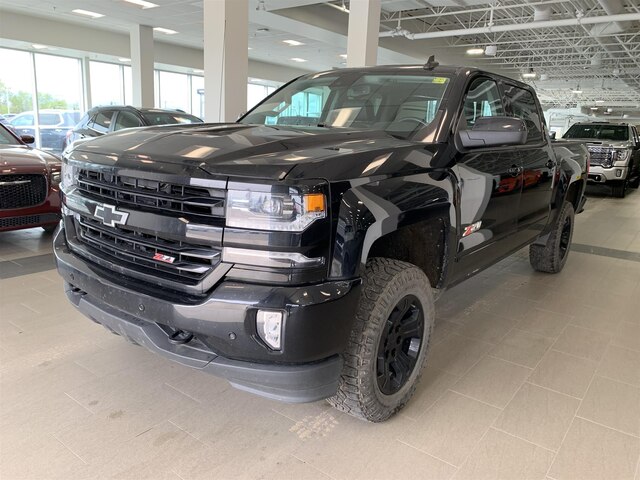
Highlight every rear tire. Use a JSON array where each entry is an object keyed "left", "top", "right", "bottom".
[
  {"left": 529, "top": 201, "right": 574, "bottom": 274},
  {"left": 327, "top": 258, "right": 434, "bottom": 422},
  {"left": 612, "top": 181, "right": 627, "bottom": 198}
]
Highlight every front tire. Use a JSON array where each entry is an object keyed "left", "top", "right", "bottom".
[
  {"left": 327, "top": 258, "right": 434, "bottom": 422},
  {"left": 529, "top": 201, "right": 574, "bottom": 273}
]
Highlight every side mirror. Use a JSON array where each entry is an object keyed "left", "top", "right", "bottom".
[
  {"left": 20, "top": 134, "right": 35, "bottom": 144},
  {"left": 459, "top": 116, "right": 527, "bottom": 149},
  {"left": 549, "top": 131, "right": 557, "bottom": 140}
]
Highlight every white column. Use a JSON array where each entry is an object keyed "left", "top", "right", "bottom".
[
  {"left": 203, "top": 0, "right": 248, "bottom": 123},
  {"left": 130, "top": 25, "right": 154, "bottom": 108},
  {"left": 347, "top": 0, "right": 381, "bottom": 67},
  {"left": 81, "top": 57, "right": 92, "bottom": 110}
]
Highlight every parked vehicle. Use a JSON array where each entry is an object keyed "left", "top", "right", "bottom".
[
  {"left": 0, "top": 124, "right": 61, "bottom": 233},
  {"left": 64, "top": 106, "right": 203, "bottom": 151},
  {"left": 55, "top": 64, "right": 588, "bottom": 422},
  {"left": 562, "top": 121, "right": 640, "bottom": 197},
  {"left": 8, "top": 109, "right": 81, "bottom": 154}
]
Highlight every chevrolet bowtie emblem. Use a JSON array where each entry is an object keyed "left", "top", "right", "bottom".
[{"left": 94, "top": 204, "right": 129, "bottom": 228}]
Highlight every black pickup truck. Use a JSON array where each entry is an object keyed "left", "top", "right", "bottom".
[{"left": 55, "top": 65, "right": 588, "bottom": 422}]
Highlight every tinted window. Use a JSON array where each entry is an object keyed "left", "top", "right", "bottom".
[
  {"left": 140, "top": 112, "right": 202, "bottom": 126},
  {"left": 39, "top": 113, "right": 61, "bottom": 126},
  {"left": 10, "top": 114, "right": 33, "bottom": 126},
  {"left": 461, "top": 78, "right": 504, "bottom": 129},
  {"left": 114, "top": 111, "right": 143, "bottom": 130},
  {"left": 563, "top": 124, "right": 629, "bottom": 141},
  {"left": 241, "top": 72, "right": 451, "bottom": 139},
  {"left": 0, "top": 125, "right": 20, "bottom": 145},
  {"left": 89, "top": 110, "right": 115, "bottom": 133},
  {"left": 504, "top": 85, "right": 543, "bottom": 143}
]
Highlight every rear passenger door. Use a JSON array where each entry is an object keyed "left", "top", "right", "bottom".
[
  {"left": 503, "top": 83, "right": 555, "bottom": 239},
  {"left": 451, "top": 76, "right": 524, "bottom": 281}
]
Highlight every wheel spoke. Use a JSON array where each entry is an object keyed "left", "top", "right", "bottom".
[{"left": 398, "top": 308, "right": 422, "bottom": 338}]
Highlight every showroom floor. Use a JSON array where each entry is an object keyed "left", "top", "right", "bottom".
[{"left": 1, "top": 188, "right": 639, "bottom": 480}]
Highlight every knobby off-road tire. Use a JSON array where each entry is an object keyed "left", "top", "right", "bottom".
[
  {"left": 612, "top": 180, "right": 627, "bottom": 198},
  {"left": 529, "top": 200, "right": 575, "bottom": 273},
  {"left": 327, "top": 258, "right": 434, "bottom": 422}
]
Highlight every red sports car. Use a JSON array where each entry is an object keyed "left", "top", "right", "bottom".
[{"left": 0, "top": 124, "right": 61, "bottom": 233}]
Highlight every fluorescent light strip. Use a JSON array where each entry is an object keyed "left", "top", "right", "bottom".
[
  {"left": 154, "top": 27, "right": 178, "bottom": 35},
  {"left": 71, "top": 9, "right": 105, "bottom": 18},
  {"left": 123, "top": 0, "right": 158, "bottom": 8},
  {"left": 290, "top": 57, "right": 307, "bottom": 62},
  {"left": 283, "top": 40, "right": 304, "bottom": 46}
]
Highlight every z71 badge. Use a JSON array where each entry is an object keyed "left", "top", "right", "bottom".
[{"left": 153, "top": 253, "right": 176, "bottom": 264}]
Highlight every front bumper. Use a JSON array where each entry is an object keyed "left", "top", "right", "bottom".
[
  {"left": 587, "top": 165, "right": 629, "bottom": 183},
  {"left": 54, "top": 227, "right": 361, "bottom": 403}
]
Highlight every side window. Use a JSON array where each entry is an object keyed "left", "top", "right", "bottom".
[
  {"left": 504, "top": 85, "right": 544, "bottom": 144},
  {"left": 88, "top": 110, "right": 115, "bottom": 134},
  {"left": 114, "top": 111, "right": 143, "bottom": 131},
  {"left": 632, "top": 126, "right": 640, "bottom": 145},
  {"left": 461, "top": 78, "right": 504, "bottom": 129},
  {"left": 39, "top": 113, "right": 61, "bottom": 126},
  {"left": 11, "top": 114, "right": 33, "bottom": 126}
]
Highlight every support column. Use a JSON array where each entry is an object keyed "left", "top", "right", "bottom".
[
  {"left": 203, "top": 0, "right": 248, "bottom": 123},
  {"left": 347, "top": 0, "right": 381, "bottom": 67},
  {"left": 130, "top": 25, "right": 154, "bottom": 108},
  {"left": 81, "top": 57, "right": 92, "bottom": 110}
]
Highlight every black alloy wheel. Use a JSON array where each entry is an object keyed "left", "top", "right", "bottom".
[
  {"left": 376, "top": 295, "right": 424, "bottom": 396},
  {"left": 559, "top": 216, "right": 572, "bottom": 260}
]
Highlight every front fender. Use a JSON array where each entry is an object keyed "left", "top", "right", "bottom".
[{"left": 328, "top": 172, "right": 456, "bottom": 282}]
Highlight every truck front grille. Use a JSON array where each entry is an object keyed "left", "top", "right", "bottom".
[
  {"left": 0, "top": 174, "right": 47, "bottom": 209},
  {"left": 587, "top": 146, "right": 614, "bottom": 167},
  {"left": 77, "top": 169, "right": 225, "bottom": 225},
  {"left": 75, "top": 216, "right": 221, "bottom": 285}
]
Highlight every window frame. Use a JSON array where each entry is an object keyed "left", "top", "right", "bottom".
[
  {"left": 88, "top": 109, "right": 117, "bottom": 134},
  {"left": 113, "top": 110, "right": 144, "bottom": 131},
  {"left": 501, "top": 81, "right": 547, "bottom": 146}
]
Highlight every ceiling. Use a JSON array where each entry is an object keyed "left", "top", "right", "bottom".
[{"left": 1, "top": 0, "right": 639, "bottom": 118}]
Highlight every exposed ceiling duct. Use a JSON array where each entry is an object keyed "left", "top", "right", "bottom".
[{"left": 590, "top": 0, "right": 632, "bottom": 36}]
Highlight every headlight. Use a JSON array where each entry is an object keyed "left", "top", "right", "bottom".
[
  {"left": 60, "top": 160, "right": 77, "bottom": 190},
  {"left": 613, "top": 149, "right": 631, "bottom": 164},
  {"left": 50, "top": 171, "right": 61, "bottom": 185},
  {"left": 226, "top": 187, "right": 326, "bottom": 232}
]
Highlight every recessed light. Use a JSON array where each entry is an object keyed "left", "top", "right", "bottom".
[
  {"left": 290, "top": 58, "right": 307, "bottom": 62},
  {"left": 71, "top": 9, "right": 105, "bottom": 18},
  {"left": 154, "top": 27, "right": 178, "bottom": 35},
  {"left": 119, "top": 58, "right": 131, "bottom": 62},
  {"left": 32, "top": 44, "right": 48, "bottom": 49},
  {"left": 466, "top": 48, "right": 484, "bottom": 55},
  {"left": 283, "top": 40, "right": 304, "bottom": 46},
  {"left": 123, "top": 0, "right": 158, "bottom": 8}
]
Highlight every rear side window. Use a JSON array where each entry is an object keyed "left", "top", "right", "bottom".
[
  {"left": 39, "top": 113, "right": 61, "bottom": 126},
  {"left": 89, "top": 110, "right": 115, "bottom": 134},
  {"left": 461, "top": 78, "right": 504, "bottom": 129},
  {"left": 114, "top": 111, "right": 143, "bottom": 130},
  {"left": 504, "top": 85, "right": 544, "bottom": 144}
]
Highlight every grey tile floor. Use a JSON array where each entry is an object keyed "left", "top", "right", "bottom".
[{"left": 1, "top": 187, "right": 639, "bottom": 480}]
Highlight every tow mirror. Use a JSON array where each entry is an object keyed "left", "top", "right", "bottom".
[{"left": 459, "top": 116, "right": 527, "bottom": 148}]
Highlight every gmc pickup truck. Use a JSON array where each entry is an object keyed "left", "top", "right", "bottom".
[
  {"left": 562, "top": 121, "right": 640, "bottom": 197},
  {"left": 55, "top": 65, "right": 588, "bottom": 422}
]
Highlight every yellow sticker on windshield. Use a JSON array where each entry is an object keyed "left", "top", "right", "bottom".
[{"left": 432, "top": 77, "right": 447, "bottom": 84}]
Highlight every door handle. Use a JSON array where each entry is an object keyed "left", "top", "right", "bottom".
[{"left": 507, "top": 165, "right": 521, "bottom": 177}]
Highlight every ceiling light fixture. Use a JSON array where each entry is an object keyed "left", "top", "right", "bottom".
[
  {"left": 595, "top": 100, "right": 604, "bottom": 103},
  {"left": 466, "top": 47, "right": 484, "bottom": 55},
  {"left": 590, "top": 107, "right": 598, "bottom": 110},
  {"left": 290, "top": 57, "right": 307, "bottom": 62},
  {"left": 71, "top": 9, "right": 105, "bottom": 18},
  {"left": 283, "top": 40, "right": 304, "bottom": 46},
  {"left": 123, "top": 0, "right": 158, "bottom": 8},
  {"left": 572, "top": 88, "right": 583, "bottom": 94},
  {"left": 339, "top": 54, "right": 347, "bottom": 59},
  {"left": 522, "top": 68, "right": 537, "bottom": 79},
  {"left": 118, "top": 57, "right": 131, "bottom": 62},
  {"left": 154, "top": 27, "right": 178, "bottom": 35},
  {"left": 484, "top": 45, "right": 497, "bottom": 56},
  {"left": 32, "top": 44, "right": 48, "bottom": 49}
]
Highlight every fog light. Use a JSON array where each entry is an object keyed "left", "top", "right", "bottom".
[
  {"left": 616, "top": 169, "right": 622, "bottom": 177},
  {"left": 256, "top": 310, "right": 283, "bottom": 350}
]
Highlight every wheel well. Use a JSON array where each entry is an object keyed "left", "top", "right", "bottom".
[
  {"left": 565, "top": 181, "right": 582, "bottom": 211},
  {"left": 367, "top": 219, "right": 447, "bottom": 288}
]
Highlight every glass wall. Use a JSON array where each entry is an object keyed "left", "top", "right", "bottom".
[{"left": 0, "top": 48, "right": 82, "bottom": 153}]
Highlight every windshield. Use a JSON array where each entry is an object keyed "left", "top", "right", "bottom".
[
  {"left": 563, "top": 124, "right": 629, "bottom": 141},
  {"left": 141, "top": 112, "right": 203, "bottom": 126},
  {"left": 0, "top": 125, "right": 20, "bottom": 145},
  {"left": 240, "top": 71, "right": 450, "bottom": 139}
]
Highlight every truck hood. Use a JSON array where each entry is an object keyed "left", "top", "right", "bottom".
[
  {"left": 562, "top": 138, "right": 633, "bottom": 149},
  {"left": 0, "top": 144, "right": 61, "bottom": 174},
  {"left": 70, "top": 123, "right": 439, "bottom": 182}
]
